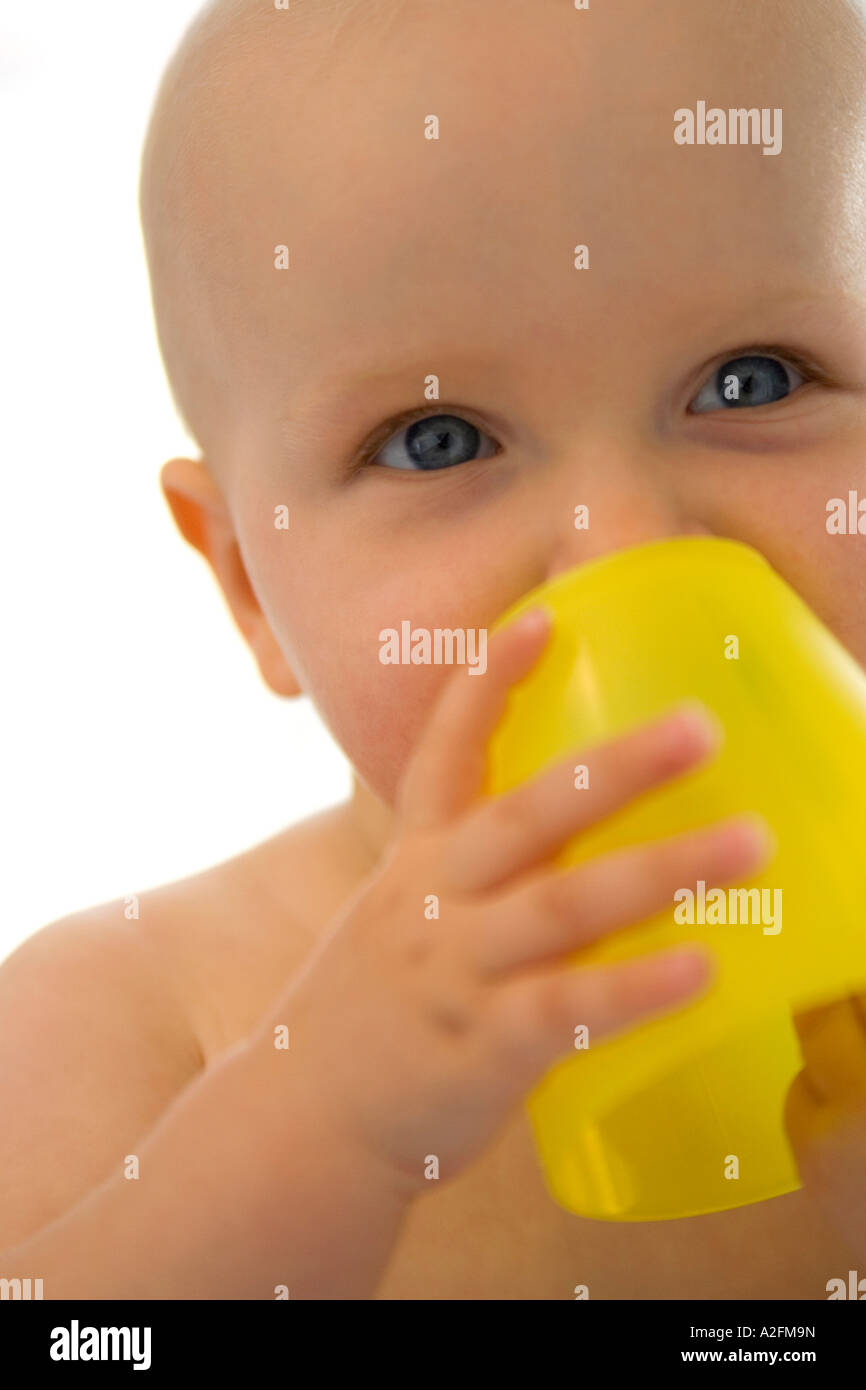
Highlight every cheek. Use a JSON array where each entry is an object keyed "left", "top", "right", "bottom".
[
  {"left": 280, "top": 613, "right": 466, "bottom": 804},
  {"left": 311, "top": 652, "right": 446, "bottom": 805},
  {"left": 248, "top": 531, "right": 492, "bottom": 805},
  {"left": 783, "top": 530, "right": 866, "bottom": 667},
  {"left": 241, "top": 484, "right": 540, "bottom": 801},
  {"left": 708, "top": 442, "right": 866, "bottom": 666}
]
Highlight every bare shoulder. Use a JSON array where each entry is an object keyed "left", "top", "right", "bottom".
[
  {"left": 0, "top": 900, "right": 203, "bottom": 1083},
  {"left": 0, "top": 804, "right": 359, "bottom": 1251},
  {"left": 125, "top": 800, "right": 371, "bottom": 1062},
  {"left": 0, "top": 900, "right": 207, "bottom": 1249}
]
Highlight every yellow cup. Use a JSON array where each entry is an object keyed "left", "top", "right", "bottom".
[{"left": 485, "top": 536, "right": 866, "bottom": 1220}]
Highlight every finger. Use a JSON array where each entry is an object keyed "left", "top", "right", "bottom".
[
  {"left": 488, "top": 943, "right": 716, "bottom": 1078},
  {"left": 791, "top": 997, "right": 866, "bottom": 1106},
  {"left": 444, "top": 700, "right": 722, "bottom": 894},
  {"left": 397, "top": 606, "right": 552, "bottom": 831},
  {"left": 472, "top": 814, "right": 771, "bottom": 976}
]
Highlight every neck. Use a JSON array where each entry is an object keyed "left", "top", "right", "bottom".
[{"left": 343, "top": 770, "right": 396, "bottom": 872}]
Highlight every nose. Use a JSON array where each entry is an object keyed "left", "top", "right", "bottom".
[{"left": 541, "top": 460, "right": 714, "bottom": 585}]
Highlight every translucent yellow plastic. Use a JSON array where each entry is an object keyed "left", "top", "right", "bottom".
[{"left": 485, "top": 536, "right": 866, "bottom": 1221}]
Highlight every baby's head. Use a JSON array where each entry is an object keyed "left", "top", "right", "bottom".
[{"left": 140, "top": 0, "right": 866, "bottom": 806}]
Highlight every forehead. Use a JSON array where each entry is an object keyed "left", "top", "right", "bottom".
[{"left": 194, "top": 0, "right": 866, "bottom": 402}]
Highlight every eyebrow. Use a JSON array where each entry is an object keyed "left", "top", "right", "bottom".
[
  {"left": 280, "top": 356, "right": 509, "bottom": 446},
  {"left": 303, "top": 355, "right": 501, "bottom": 408}
]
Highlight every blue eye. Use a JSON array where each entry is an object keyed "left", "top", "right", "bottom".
[
  {"left": 689, "top": 354, "right": 806, "bottom": 413},
  {"left": 371, "top": 412, "right": 499, "bottom": 470}
]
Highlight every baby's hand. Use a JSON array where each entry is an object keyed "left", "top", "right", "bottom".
[
  {"left": 263, "top": 608, "right": 770, "bottom": 1192},
  {"left": 786, "top": 997, "right": 866, "bottom": 1260}
]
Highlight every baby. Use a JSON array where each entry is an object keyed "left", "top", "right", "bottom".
[{"left": 2, "top": 0, "right": 866, "bottom": 1299}]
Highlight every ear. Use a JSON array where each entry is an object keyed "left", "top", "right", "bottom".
[{"left": 160, "top": 457, "right": 302, "bottom": 697}]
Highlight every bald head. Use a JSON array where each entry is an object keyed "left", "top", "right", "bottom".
[
  {"left": 140, "top": 0, "right": 866, "bottom": 475},
  {"left": 140, "top": 0, "right": 400, "bottom": 457}
]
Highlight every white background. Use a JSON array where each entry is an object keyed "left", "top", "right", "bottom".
[{"left": 0, "top": 1, "right": 351, "bottom": 959}]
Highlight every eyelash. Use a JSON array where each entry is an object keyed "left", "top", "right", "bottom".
[
  {"left": 355, "top": 347, "right": 831, "bottom": 470},
  {"left": 686, "top": 345, "right": 830, "bottom": 413},
  {"left": 353, "top": 404, "right": 479, "bottom": 469}
]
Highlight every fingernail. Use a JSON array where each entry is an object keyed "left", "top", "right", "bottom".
[
  {"left": 512, "top": 606, "right": 551, "bottom": 636},
  {"left": 666, "top": 700, "right": 723, "bottom": 750},
  {"left": 729, "top": 811, "right": 777, "bottom": 860},
  {"left": 657, "top": 946, "right": 715, "bottom": 988}
]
